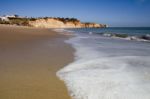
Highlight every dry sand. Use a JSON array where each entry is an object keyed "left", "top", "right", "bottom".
[{"left": 0, "top": 25, "right": 74, "bottom": 99}]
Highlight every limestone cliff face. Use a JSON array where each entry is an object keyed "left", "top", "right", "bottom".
[{"left": 29, "top": 18, "right": 106, "bottom": 28}]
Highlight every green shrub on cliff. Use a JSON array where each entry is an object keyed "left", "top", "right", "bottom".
[
  {"left": 29, "top": 17, "right": 37, "bottom": 21},
  {"left": 8, "top": 17, "right": 29, "bottom": 26},
  {"left": 0, "top": 19, "right": 10, "bottom": 24},
  {"left": 53, "top": 17, "right": 80, "bottom": 24}
]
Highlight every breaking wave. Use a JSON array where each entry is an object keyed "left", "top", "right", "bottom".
[{"left": 57, "top": 29, "right": 150, "bottom": 99}]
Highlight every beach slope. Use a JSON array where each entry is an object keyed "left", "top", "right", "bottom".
[{"left": 0, "top": 25, "right": 73, "bottom": 99}]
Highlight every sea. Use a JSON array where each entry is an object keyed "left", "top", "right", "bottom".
[{"left": 56, "top": 27, "right": 150, "bottom": 99}]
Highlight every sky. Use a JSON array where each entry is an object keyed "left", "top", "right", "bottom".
[{"left": 0, "top": 0, "right": 150, "bottom": 27}]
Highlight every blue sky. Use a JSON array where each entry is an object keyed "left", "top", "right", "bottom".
[{"left": 0, "top": 0, "right": 150, "bottom": 27}]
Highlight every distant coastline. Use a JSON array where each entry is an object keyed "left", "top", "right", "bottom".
[{"left": 0, "top": 15, "right": 107, "bottom": 28}]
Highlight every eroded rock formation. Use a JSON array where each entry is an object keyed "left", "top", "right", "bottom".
[{"left": 29, "top": 18, "right": 107, "bottom": 28}]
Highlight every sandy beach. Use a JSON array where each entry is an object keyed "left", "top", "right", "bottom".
[{"left": 0, "top": 25, "right": 74, "bottom": 99}]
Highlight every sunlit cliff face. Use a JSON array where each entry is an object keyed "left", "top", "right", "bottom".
[{"left": 29, "top": 18, "right": 106, "bottom": 28}]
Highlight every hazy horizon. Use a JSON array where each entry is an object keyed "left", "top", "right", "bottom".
[{"left": 0, "top": 0, "right": 150, "bottom": 27}]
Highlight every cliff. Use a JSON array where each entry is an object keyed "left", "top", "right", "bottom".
[
  {"left": 0, "top": 15, "right": 107, "bottom": 28},
  {"left": 29, "top": 18, "right": 107, "bottom": 28}
]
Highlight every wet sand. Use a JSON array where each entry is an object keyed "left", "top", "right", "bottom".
[{"left": 0, "top": 25, "right": 74, "bottom": 99}]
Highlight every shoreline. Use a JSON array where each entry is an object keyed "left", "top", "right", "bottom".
[
  {"left": 56, "top": 28, "right": 150, "bottom": 99},
  {"left": 0, "top": 25, "right": 74, "bottom": 99}
]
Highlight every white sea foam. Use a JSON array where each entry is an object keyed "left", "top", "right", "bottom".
[
  {"left": 53, "top": 29, "right": 75, "bottom": 36},
  {"left": 57, "top": 32, "right": 150, "bottom": 99}
]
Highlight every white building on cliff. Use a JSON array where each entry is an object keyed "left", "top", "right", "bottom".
[{"left": 0, "top": 15, "right": 17, "bottom": 21}]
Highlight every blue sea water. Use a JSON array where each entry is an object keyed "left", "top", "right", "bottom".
[
  {"left": 56, "top": 27, "right": 150, "bottom": 99},
  {"left": 67, "top": 27, "right": 150, "bottom": 36}
]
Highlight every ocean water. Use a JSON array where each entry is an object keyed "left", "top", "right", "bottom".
[
  {"left": 67, "top": 27, "right": 150, "bottom": 36},
  {"left": 56, "top": 28, "right": 150, "bottom": 99},
  {"left": 66, "top": 27, "right": 150, "bottom": 41}
]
